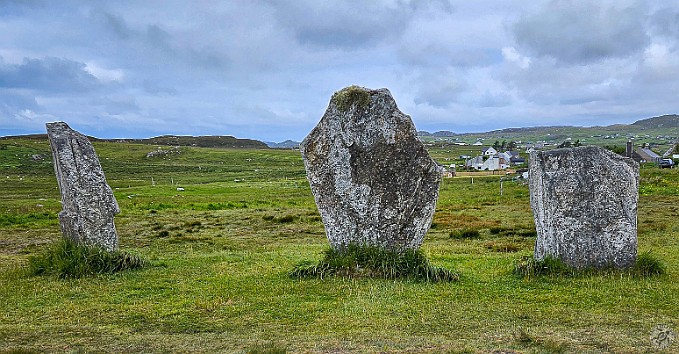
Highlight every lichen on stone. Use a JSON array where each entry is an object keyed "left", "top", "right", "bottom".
[
  {"left": 529, "top": 145, "right": 639, "bottom": 269},
  {"left": 332, "top": 85, "right": 371, "bottom": 112},
  {"left": 301, "top": 86, "right": 441, "bottom": 252}
]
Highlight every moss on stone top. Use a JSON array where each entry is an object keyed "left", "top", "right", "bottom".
[{"left": 332, "top": 85, "right": 371, "bottom": 112}]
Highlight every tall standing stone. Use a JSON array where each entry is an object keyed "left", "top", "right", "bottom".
[
  {"left": 46, "top": 122, "right": 120, "bottom": 251},
  {"left": 301, "top": 86, "right": 442, "bottom": 251},
  {"left": 529, "top": 146, "right": 639, "bottom": 269}
]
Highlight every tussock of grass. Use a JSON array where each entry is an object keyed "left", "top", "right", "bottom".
[
  {"left": 246, "top": 343, "right": 287, "bottom": 354},
  {"left": 489, "top": 226, "right": 536, "bottom": 237},
  {"left": 634, "top": 252, "right": 667, "bottom": 276},
  {"left": 263, "top": 214, "right": 296, "bottom": 223},
  {"left": 514, "top": 252, "right": 666, "bottom": 278},
  {"left": 1, "top": 349, "right": 43, "bottom": 354},
  {"left": 484, "top": 240, "right": 521, "bottom": 253},
  {"left": 514, "top": 256, "right": 575, "bottom": 277},
  {"left": 28, "top": 238, "right": 146, "bottom": 279},
  {"left": 290, "top": 243, "right": 459, "bottom": 282},
  {"left": 449, "top": 228, "right": 480, "bottom": 239},
  {"left": 489, "top": 226, "right": 506, "bottom": 235}
]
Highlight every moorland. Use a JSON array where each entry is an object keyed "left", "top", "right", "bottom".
[{"left": 0, "top": 135, "right": 677, "bottom": 353}]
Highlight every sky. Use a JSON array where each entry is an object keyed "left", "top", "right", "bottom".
[{"left": 1, "top": 0, "right": 679, "bottom": 142}]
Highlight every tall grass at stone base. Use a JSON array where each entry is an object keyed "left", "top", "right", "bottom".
[
  {"left": 514, "top": 251, "right": 666, "bottom": 278},
  {"left": 28, "top": 238, "right": 146, "bottom": 279},
  {"left": 290, "top": 243, "right": 459, "bottom": 282}
]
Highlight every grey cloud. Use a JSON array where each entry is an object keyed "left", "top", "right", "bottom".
[
  {"left": 512, "top": 2, "right": 650, "bottom": 64},
  {"left": 400, "top": 45, "right": 498, "bottom": 68},
  {"left": 267, "top": 0, "right": 420, "bottom": 48},
  {"left": 0, "top": 57, "right": 100, "bottom": 92},
  {"left": 413, "top": 71, "right": 467, "bottom": 108},
  {"left": 0, "top": 90, "right": 38, "bottom": 115},
  {"left": 97, "top": 96, "right": 141, "bottom": 116},
  {"left": 143, "top": 81, "right": 177, "bottom": 96},
  {"left": 650, "top": 8, "right": 679, "bottom": 46},
  {"left": 103, "top": 11, "right": 133, "bottom": 40},
  {"left": 500, "top": 57, "right": 631, "bottom": 105},
  {"left": 98, "top": 11, "right": 229, "bottom": 71},
  {"left": 478, "top": 91, "right": 512, "bottom": 107}
]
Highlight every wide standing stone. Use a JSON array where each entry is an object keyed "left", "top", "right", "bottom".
[
  {"left": 301, "top": 86, "right": 442, "bottom": 251},
  {"left": 46, "top": 122, "right": 120, "bottom": 251},
  {"left": 529, "top": 146, "right": 639, "bottom": 269}
]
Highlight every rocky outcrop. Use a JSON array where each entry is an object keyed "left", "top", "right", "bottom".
[
  {"left": 529, "top": 146, "right": 639, "bottom": 269},
  {"left": 301, "top": 86, "right": 442, "bottom": 251},
  {"left": 46, "top": 122, "right": 120, "bottom": 251}
]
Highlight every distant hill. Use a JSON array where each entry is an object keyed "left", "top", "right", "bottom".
[
  {"left": 117, "top": 135, "right": 267, "bottom": 149},
  {"left": 419, "top": 114, "right": 679, "bottom": 152},
  {"left": 266, "top": 140, "right": 300, "bottom": 149},
  {"left": 418, "top": 130, "right": 455, "bottom": 137},
  {"left": 1, "top": 134, "right": 268, "bottom": 149},
  {"left": 631, "top": 114, "right": 679, "bottom": 129},
  {"left": 432, "top": 130, "right": 456, "bottom": 137}
]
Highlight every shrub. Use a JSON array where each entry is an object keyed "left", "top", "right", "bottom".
[
  {"left": 290, "top": 243, "right": 459, "bottom": 282},
  {"left": 449, "top": 228, "right": 480, "bottom": 239},
  {"left": 28, "top": 238, "right": 146, "bottom": 279}
]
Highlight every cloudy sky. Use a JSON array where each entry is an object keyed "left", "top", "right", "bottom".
[{"left": 2, "top": 1, "right": 678, "bottom": 142}]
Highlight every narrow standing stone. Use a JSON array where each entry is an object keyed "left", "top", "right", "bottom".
[
  {"left": 529, "top": 146, "right": 639, "bottom": 269},
  {"left": 46, "top": 122, "right": 120, "bottom": 251},
  {"left": 301, "top": 86, "right": 442, "bottom": 251}
]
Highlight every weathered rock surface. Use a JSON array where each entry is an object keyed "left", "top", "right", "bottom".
[
  {"left": 301, "top": 86, "right": 442, "bottom": 251},
  {"left": 529, "top": 146, "right": 639, "bottom": 269},
  {"left": 47, "top": 122, "right": 120, "bottom": 251}
]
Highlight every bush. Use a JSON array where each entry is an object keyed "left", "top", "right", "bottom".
[
  {"left": 449, "top": 228, "right": 480, "bottom": 239},
  {"left": 28, "top": 238, "right": 146, "bottom": 279},
  {"left": 290, "top": 243, "right": 459, "bottom": 282}
]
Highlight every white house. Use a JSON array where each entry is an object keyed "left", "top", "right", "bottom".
[
  {"left": 481, "top": 156, "right": 509, "bottom": 171},
  {"left": 473, "top": 141, "right": 484, "bottom": 146},
  {"left": 482, "top": 147, "right": 497, "bottom": 156},
  {"left": 498, "top": 151, "right": 512, "bottom": 161},
  {"left": 465, "top": 156, "right": 485, "bottom": 170}
]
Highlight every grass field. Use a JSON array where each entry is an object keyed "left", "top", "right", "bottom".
[{"left": 1, "top": 138, "right": 678, "bottom": 353}]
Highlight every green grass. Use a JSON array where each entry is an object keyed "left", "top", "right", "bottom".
[
  {"left": 514, "top": 252, "right": 667, "bottom": 278},
  {"left": 245, "top": 343, "right": 288, "bottom": 354},
  {"left": 0, "top": 137, "right": 678, "bottom": 353},
  {"left": 28, "top": 238, "right": 146, "bottom": 278},
  {"left": 290, "top": 243, "right": 459, "bottom": 282}
]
